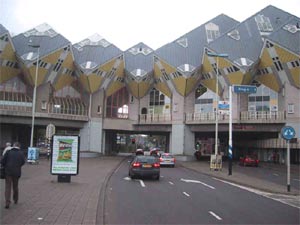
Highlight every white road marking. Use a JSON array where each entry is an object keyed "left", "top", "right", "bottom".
[
  {"left": 169, "top": 181, "right": 174, "bottom": 185},
  {"left": 139, "top": 180, "right": 146, "bottom": 187},
  {"left": 273, "top": 173, "right": 279, "bottom": 176},
  {"left": 213, "top": 177, "right": 300, "bottom": 209},
  {"left": 209, "top": 211, "right": 222, "bottom": 220},
  {"left": 160, "top": 175, "right": 164, "bottom": 178},
  {"left": 181, "top": 178, "right": 216, "bottom": 189},
  {"left": 183, "top": 192, "right": 190, "bottom": 197},
  {"left": 124, "top": 177, "right": 131, "bottom": 181},
  {"left": 293, "top": 178, "right": 300, "bottom": 182}
]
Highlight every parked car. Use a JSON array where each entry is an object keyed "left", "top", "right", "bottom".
[
  {"left": 159, "top": 153, "right": 176, "bottom": 167},
  {"left": 129, "top": 155, "right": 160, "bottom": 180},
  {"left": 239, "top": 155, "right": 259, "bottom": 167}
]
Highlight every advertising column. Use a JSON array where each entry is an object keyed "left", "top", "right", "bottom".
[{"left": 51, "top": 135, "right": 80, "bottom": 182}]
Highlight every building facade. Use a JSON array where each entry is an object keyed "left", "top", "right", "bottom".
[{"left": 0, "top": 5, "right": 299, "bottom": 163}]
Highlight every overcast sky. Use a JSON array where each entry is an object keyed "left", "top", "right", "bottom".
[{"left": 0, "top": 0, "right": 299, "bottom": 50}]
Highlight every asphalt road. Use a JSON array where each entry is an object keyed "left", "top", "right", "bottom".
[{"left": 104, "top": 159, "right": 300, "bottom": 225}]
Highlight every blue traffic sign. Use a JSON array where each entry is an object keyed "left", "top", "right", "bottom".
[
  {"left": 233, "top": 85, "right": 257, "bottom": 94},
  {"left": 281, "top": 126, "right": 296, "bottom": 140}
]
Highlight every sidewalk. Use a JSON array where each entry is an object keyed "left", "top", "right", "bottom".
[
  {"left": 179, "top": 159, "right": 300, "bottom": 196},
  {"left": 0, "top": 156, "right": 124, "bottom": 225}
]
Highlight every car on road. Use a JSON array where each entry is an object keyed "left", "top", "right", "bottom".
[
  {"left": 135, "top": 148, "right": 144, "bottom": 155},
  {"left": 239, "top": 155, "right": 259, "bottom": 167},
  {"left": 129, "top": 155, "right": 160, "bottom": 180},
  {"left": 159, "top": 153, "right": 176, "bottom": 167}
]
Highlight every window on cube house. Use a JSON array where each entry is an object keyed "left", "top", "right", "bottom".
[{"left": 106, "top": 87, "right": 129, "bottom": 118}]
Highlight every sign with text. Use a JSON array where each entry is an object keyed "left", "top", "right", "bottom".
[
  {"left": 51, "top": 135, "right": 80, "bottom": 175},
  {"left": 233, "top": 85, "right": 257, "bottom": 94}
]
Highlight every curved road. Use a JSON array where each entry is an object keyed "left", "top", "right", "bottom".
[{"left": 104, "top": 159, "right": 300, "bottom": 224}]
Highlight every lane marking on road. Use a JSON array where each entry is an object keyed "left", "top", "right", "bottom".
[
  {"left": 181, "top": 178, "right": 216, "bottom": 190},
  {"left": 293, "top": 178, "right": 300, "bottom": 182},
  {"left": 209, "top": 211, "right": 222, "bottom": 220},
  {"left": 139, "top": 180, "right": 146, "bottom": 187},
  {"left": 213, "top": 177, "right": 300, "bottom": 209},
  {"left": 183, "top": 192, "right": 190, "bottom": 197},
  {"left": 169, "top": 181, "right": 174, "bottom": 185},
  {"left": 273, "top": 173, "right": 279, "bottom": 176},
  {"left": 124, "top": 177, "right": 131, "bottom": 181}
]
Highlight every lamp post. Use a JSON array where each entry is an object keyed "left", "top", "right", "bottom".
[
  {"left": 206, "top": 51, "right": 228, "bottom": 157},
  {"left": 28, "top": 43, "right": 40, "bottom": 147}
]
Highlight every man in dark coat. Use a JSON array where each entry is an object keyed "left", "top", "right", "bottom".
[{"left": 1, "top": 142, "right": 25, "bottom": 209}]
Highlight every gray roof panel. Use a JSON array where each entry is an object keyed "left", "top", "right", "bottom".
[
  {"left": 124, "top": 42, "right": 154, "bottom": 73},
  {"left": 209, "top": 5, "right": 296, "bottom": 69},
  {"left": 268, "top": 16, "right": 300, "bottom": 55},
  {"left": 155, "top": 14, "right": 239, "bottom": 69}
]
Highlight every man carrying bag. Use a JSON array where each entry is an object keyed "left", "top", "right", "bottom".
[{"left": 1, "top": 142, "right": 25, "bottom": 209}]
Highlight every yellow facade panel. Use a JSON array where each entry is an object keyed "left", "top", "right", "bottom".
[
  {"left": 53, "top": 74, "right": 74, "bottom": 91},
  {"left": 45, "top": 50, "right": 63, "bottom": 64},
  {"left": 202, "top": 55, "right": 213, "bottom": 73},
  {"left": 128, "top": 81, "right": 139, "bottom": 98},
  {"left": 255, "top": 74, "right": 280, "bottom": 92},
  {"left": 201, "top": 78, "right": 217, "bottom": 93},
  {"left": 159, "top": 59, "right": 176, "bottom": 74},
  {"left": 1, "top": 43, "right": 16, "bottom": 60},
  {"left": 290, "top": 67, "right": 300, "bottom": 88},
  {"left": 88, "top": 74, "right": 103, "bottom": 93},
  {"left": 173, "top": 77, "right": 186, "bottom": 96},
  {"left": 155, "top": 82, "right": 172, "bottom": 98},
  {"left": 100, "top": 58, "right": 115, "bottom": 72},
  {"left": 260, "top": 48, "right": 273, "bottom": 67},
  {"left": 185, "top": 76, "right": 198, "bottom": 96},
  {"left": 227, "top": 71, "right": 244, "bottom": 85},
  {"left": 274, "top": 46, "right": 297, "bottom": 63},
  {"left": 242, "top": 72, "right": 253, "bottom": 85},
  {"left": 62, "top": 53, "right": 74, "bottom": 70},
  {"left": 139, "top": 82, "right": 151, "bottom": 97},
  {"left": 0, "top": 67, "right": 20, "bottom": 83},
  {"left": 79, "top": 74, "right": 90, "bottom": 93},
  {"left": 106, "top": 82, "right": 125, "bottom": 97}
]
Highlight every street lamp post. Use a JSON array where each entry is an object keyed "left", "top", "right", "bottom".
[
  {"left": 206, "top": 51, "right": 228, "bottom": 157},
  {"left": 29, "top": 44, "right": 40, "bottom": 147}
]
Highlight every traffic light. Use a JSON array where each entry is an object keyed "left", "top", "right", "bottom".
[
  {"left": 131, "top": 138, "right": 136, "bottom": 144},
  {"left": 196, "top": 142, "right": 200, "bottom": 150}
]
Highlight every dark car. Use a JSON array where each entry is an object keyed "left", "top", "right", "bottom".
[
  {"left": 129, "top": 155, "right": 160, "bottom": 180},
  {"left": 239, "top": 155, "right": 259, "bottom": 167}
]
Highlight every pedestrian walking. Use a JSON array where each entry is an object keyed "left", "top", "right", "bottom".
[
  {"left": 2, "top": 142, "right": 12, "bottom": 156},
  {"left": 1, "top": 142, "right": 25, "bottom": 209}
]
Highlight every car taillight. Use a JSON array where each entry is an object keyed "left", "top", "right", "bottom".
[
  {"left": 132, "top": 162, "right": 141, "bottom": 167},
  {"left": 172, "top": 158, "right": 176, "bottom": 162},
  {"left": 159, "top": 158, "right": 163, "bottom": 162},
  {"left": 153, "top": 163, "right": 160, "bottom": 168}
]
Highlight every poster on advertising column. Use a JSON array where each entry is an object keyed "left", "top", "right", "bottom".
[{"left": 51, "top": 135, "right": 80, "bottom": 175}]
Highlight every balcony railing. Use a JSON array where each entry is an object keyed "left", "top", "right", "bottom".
[
  {"left": 139, "top": 114, "right": 172, "bottom": 124},
  {"left": 185, "top": 111, "right": 285, "bottom": 124},
  {"left": 240, "top": 111, "right": 286, "bottom": 122},
  {"left": 185, "top": 112, "right": 229, "bottom": 123}
]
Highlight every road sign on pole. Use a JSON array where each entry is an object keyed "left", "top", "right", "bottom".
[
  {"left": 233, "top": 85, "right": 257, "bottom": 94},
  {"left": 281, "top": 126, "right": 296, "bottom": 140},
  {"left": 281, "top": 126, "right": 296, "bottom": 192},
  {"left": 46, "top": 123, "right": 56, "bottom": 139}
]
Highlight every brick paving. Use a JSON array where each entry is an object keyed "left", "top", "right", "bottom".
[
  {"left": 0, "top": 156, "right": 124, "bottom": 225},
  {"left": 0, "top": 156, "right": 299, "bottom": 225}
]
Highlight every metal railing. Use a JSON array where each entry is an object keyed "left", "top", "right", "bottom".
[
  {"left": 185, "top": 112, "right": 229, "bottom": 123},
  {"left": 185, "top": 111, "right": 285, "bottom": 123},
  {"left": 139, "top": 114, "right": 172, "bottom": 123},
  {"left": 240, "top": 111, "right": 286, "bottom": 122}
]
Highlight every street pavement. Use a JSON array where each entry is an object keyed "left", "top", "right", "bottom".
[{"left": 0, "top": 155, "right": 299, "bottom": 225}]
